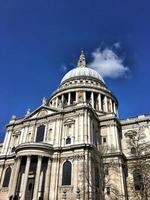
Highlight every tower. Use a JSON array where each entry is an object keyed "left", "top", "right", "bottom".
[{"left": 0, "top": 51, "right": 127, "bottom": 200}]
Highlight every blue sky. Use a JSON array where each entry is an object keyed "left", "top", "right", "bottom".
[{"left": 0, "top": 0, "right": 150, "bottom": 140}]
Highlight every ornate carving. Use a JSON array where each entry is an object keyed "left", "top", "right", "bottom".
[
  {"left": 37, "top": 109, "right": 48, "bottom": 117},
  {"left": 59, "top": 186, "right": 73, "bottom": 193},
  {"left": 60, "top": 154, "right": 85, "bottom": 163},
  {"left": 74, "top": 154, "right": 85, "bottom": 160}
]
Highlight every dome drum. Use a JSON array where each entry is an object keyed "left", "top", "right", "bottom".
[{"left": 49, "top": 89, "right": 117, "bottom": 115}]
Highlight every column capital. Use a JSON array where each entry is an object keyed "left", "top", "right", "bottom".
[{"left": 68, "top": 92, "right": 71, "bottom": 105}]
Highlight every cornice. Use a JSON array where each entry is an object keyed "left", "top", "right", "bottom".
[
  {"left": 99, "top": 115, "right": 121, "bottom": 127},
  {"left": 6, "top": 104, "right": 100, "bottom": 128},
  {"left": 121, "top": 114, "right": 150, "bottom": 126},
  {"left": 0, "top": 143, "right": 98, "bottom": 160},
  {"left": 15, "top": 142, "right": 53, "bottom": 153}
]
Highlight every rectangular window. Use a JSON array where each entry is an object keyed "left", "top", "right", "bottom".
[
  {"left": 103, "top": 137, "right": 107, "bottom": 143},
  {"left": 36, "top": 125, "right": 45, "bottom": 142}
]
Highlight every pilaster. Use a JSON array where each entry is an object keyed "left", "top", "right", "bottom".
[{"left": 98, "top": 93, "right": 102, "bottom": 111}]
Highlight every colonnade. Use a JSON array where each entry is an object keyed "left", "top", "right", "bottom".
[
  {"left": 9, "top": 155, "right": 51, "bottom": 200},
  {"left": 51, "top": 91, "right": 117, "bottom": 114}
]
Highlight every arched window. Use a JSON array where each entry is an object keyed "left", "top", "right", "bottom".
[
  {"left": 66, "top": 137, "right": 71, "bottom": 144},
  {"left": 62, "top": 161, "right": 72, "bottom": 185},
  {"left": 2, "top": 167, "right": 11, "bottom": 187},
  {"left": 36, "top": 125, "right": 45, "bottom": 142},
  {"left": 133, "top": 169, "right": 143, "bottom": 191}
]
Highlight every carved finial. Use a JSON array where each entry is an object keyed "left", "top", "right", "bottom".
[
  {"left": 9, "top": 114, "right": 16, "bottom": 123},
  {"left": 25, "top": 108, "right": 31, "bottom": 117},
  {"left": 77, "top": 50, "right": 86, "bottom": 68},
  {"left": 42, "top": 97, "right": 47, "bottom": 105},
  {"left": 26, "top": 108, "right": 31, "bottom": 116}
]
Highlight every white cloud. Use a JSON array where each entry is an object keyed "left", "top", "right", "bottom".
[{"left": 89, "top": 47, "right": 129, "bottom": 78}]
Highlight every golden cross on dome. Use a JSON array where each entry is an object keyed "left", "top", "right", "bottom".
[{"left": 77, "top": 50, "right": 87, "bottom": 68}]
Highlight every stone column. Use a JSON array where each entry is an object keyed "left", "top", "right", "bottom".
[
  {"left": 56, "top": 97, "right": 59, "bottom": 107},
  {"left": 83, "top": 91, "right": 86, "bottom": 102},
  {"left": 91, "top": 92, "right": 94, "bottom": 108},
  {"left": 44, "top": 158, "right": 52, "bottom": 200},
  {"left": 61, "top": 95, "right": 64, "bottom": 106},
  {"left": 110, "top": 99, "right": 113, "bottom": 112},
  {"left": 98, "top": 93, "right": 102, "bottom": 111},
  {"left": 68, "top": 92, "right": 71, "bottom": 105},
  {"left": 21, "top": 156, "right": 31, "bottom": 200},
  {"left": 52, "top": 100, "right": 54, "bottom": 107},
  {"left": 75, "top": 92, "right": 78, "bottom": 103},
  {"left": 113, "top": 102, "right": 116, "bottom": 114},
  {"left": 33, "top": 156, "right": 42, "bottom": 200},
  {"left": 104, "top": 96, "right": 108, "bottom": 112},
  {"left": 9, "top": 157, "right": 21, "bottom": 197}
]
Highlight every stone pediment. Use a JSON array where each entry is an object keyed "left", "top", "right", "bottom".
[{"left": 25, "top": 106, "right": 57, "bottom": 120}]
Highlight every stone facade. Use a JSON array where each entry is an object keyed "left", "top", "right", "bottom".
[{"left": 0, "top": 51, "right": 149, "bottom": 200}]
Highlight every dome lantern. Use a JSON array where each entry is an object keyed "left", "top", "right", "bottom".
[{"left": 77, "top": 50, "right": 87, "bottom": 68}]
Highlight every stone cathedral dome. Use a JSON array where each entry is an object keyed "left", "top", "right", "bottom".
[
  {"left": 48, "top": 50, "right": 118, "bottom": 115},
  {"left": 61, "top": 51, "right": 105, "bottom": 84}
]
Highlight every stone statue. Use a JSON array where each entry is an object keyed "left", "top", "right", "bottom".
[
  {"left": 26, "top": 108, "right": 31, "bottom": 115},
  {"left": 42, "top": 97, "right": 47, "bottom": 106},
  {"left": 11, "top": 115, "right": 16, "bottom": 120}
]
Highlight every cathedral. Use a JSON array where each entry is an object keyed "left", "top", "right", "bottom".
[{"left": 0, "top": 51, "right": 150, "bottom": 200}]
